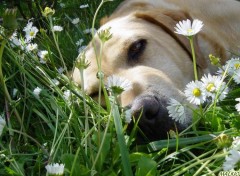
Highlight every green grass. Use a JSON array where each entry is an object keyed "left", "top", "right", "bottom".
[{"left": 0, "top": 0, "right": 240, "bottom": 175}]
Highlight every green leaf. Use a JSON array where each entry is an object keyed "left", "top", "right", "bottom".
[
  {"left": 61, "top": 153, "right": 90, "bottom": 176},
  {"left": 92, "top": 132, "right": 112, "bottom": 171},
  {"left": 135, "top": 156, "right": 157, "bottom": 176}
]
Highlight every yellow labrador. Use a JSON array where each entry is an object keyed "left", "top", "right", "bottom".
[{"left": 73, "top": 0, "right": 240, "bottom": 142}]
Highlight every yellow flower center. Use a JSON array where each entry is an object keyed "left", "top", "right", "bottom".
[
  {"left": 234, "top": 63, "right": 240, "bottom": 69},
  {"left": 187, "top": 28, "right": 193, "bottom": 34},
  {"left": 192, "top": 88, "right": 201, "bottom": 97},
  {"left": 206, "top": 83, "right": 215, "bottom": 92},
  {"left": 30, "top": 31, "right": 35, "bottom": 36}
]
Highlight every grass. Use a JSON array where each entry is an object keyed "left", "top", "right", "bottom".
[{"left": 0, "top": 0, "right": 240, "bottom": 175}]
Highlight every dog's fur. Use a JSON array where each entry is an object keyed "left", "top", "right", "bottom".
[{"left": 73, "top": 0, "right": 240, "bottom": 142}]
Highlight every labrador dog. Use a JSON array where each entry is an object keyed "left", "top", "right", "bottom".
[{"left": 72, "top": 0, "right": 240, "bottom": 142}]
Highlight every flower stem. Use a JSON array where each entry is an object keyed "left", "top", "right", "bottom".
[
  {"left": 49, "top": 16, "right": 67, "bottom": 72},
  {"left": 189, "top": 37, "right": 198, "bottom": 81}
]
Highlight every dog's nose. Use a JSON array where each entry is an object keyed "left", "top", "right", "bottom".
[{"left": 129, "top": 94, "right": 176, "bottom": 143}]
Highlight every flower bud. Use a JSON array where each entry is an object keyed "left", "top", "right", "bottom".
[
  {"left": 209, "top": 54, "right": 220, "bottom": 66},
  {"left": 98, "top": 27, "right": 112, "bottom": 43},
  {"left": 75, "top": 52, "right": 90, "bottom": 70},
  {"left": 3, "top": 8, "right": 18, "bottom": 37},
  {"left": 42, "top": 7, "right": 55, "bottom": 17}
]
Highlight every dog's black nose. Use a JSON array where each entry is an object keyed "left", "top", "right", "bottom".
[{"left": 129, "top": 94, "right": 178, "bottom": 143}]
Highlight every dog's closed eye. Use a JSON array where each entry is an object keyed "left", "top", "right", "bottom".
[{"left": 127, "top": 39, "right": 147, "bottom": 64}]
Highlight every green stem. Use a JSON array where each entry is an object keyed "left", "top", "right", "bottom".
[
  {"left": 79, "top": 68, "right": 90, "bottom": 156},
  {"left": 111, "top": 98, "right": 133, "bottom": 176},
  {"left": 49, "top": 16, "right": 67, "bottom": 72},
  {"left": 189, "top": 37, "right": 198, "bottom": 81}
]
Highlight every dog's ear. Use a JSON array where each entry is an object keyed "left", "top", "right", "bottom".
[{"left": 135, "top": 10, "right": 207, "bottom": 69}]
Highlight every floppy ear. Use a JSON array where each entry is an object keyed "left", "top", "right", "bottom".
[{"left": 135, "top": 10, "right": 207, "bottom": 69}]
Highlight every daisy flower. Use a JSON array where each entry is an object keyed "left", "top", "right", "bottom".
[
  {"left": 232, "top": 136, "right": 240, "bottom": 150},
  {"left": 38, "top": 50, "right": 49, "bottom": 64},
  {"left": 57, "top": 67, "right": 64, "bottom": 74},
  {"left": 223, "top": 149, "right": 240, "bottom": 171},
  {"left": 184, "top": 80, "right": 206, "bottom": 105},
  {"left": 0, "top": 115, "right": 6, "bottom": 136},
  {"left": 71, "top": 18, "right": 80, "bottom": 25},
  {"left": 227, "top": 58, "right": 240, "bottom": 74},
  {"left": 83, "top": 28, "right": 96, "bottom": 34},
  {"left": 33, "top": 87, "right": 42, "bottom": 98},
  {"left": 201, "top": 74, "right": 228, "bottom": 101},
  {"left": 236, "top": 98, "right": 240, "bottom": 113},
  {"left": 106, "top": 75, "right": 132, "bottom": 95},
  {"left": 76, "top": 39, "right": 84, "bottom": 46},
  {"left": 80, "top": 4, "right": 89, "bottom": 9},
  {"left": 9, "top": 32, "right": 21, "bottom": 47},
  {"left": 25, "top": 43, "right": 38, "bottom": 52},
  {"left": 63, "top": 90, "right": 71, "bottom": 101},
  {"left": 167, "top": 98, "right": 187, "bottom": 124},
  {"left": 52, "top": 25, "right": 63, "bottom": 32},
  {"left": 45, "top": 163, "right": 64, "bottom": 175},
  {"left": 233, "top": 69, "right": 240, "bottom": 84},
  {"left": 23, "top": 21, "right": 39, "bottom": 42},
  {"left": 51, "top": 79, "right": 60, "bottom": 86},
  {"left": 220, "top": 58, "right": 240, "bottom": 76},
  {"left": 124, "top": 109, "right": 132, "bottom": 124},
  {"left": 60, "top": 3, "right": 65, "bottom": 8},
  {"left": 174, "top": 19, "right": 204, "bottom": 37},
  {"left": 78, "top": 45, "right": 86, "bottom": 53}
]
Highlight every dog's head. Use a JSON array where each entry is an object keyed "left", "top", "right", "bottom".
[{"left": 73, "top": 9, "right": 207, "bottom": 142}]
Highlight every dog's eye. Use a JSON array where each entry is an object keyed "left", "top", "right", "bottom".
[{"left": 128, "top": 39, "right": 147, "bottom": 63}]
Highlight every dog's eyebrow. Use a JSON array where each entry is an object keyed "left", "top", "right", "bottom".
[{"left": 135, "top": 13, "right": 197, "bottom": 65}]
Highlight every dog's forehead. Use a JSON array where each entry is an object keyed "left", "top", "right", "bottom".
[{"left": 98, "top": 15, "right": 141, "bottom": 37}]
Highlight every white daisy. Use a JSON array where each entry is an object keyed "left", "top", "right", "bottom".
[
  {"left": 106, "top": 75, "right": 132, "bottom": 95},
  {"left": 25, "top": 43, "right": 38, "bottom": 52},
  {"left": 233, "top": 69, "right": 240, "bottom": 84},
  {"left": 184, "top": 80, "right": 206, "bottom": 105},
  {"left": 57, "top": 67, "right": 64, "bottom": 74},
  {"left": 52, "top": 25, "right": 63, "bottom": 32},
  {"left": 232, "top": 136, "right": 240, "bottom": 150},
  {"left": 23, "top": 21, "right": 39, "bottom": 42},
  {"left": 51, "top": 79, "right": 60, "bottom": 86},
  {"left": 38, "top": 50, "right": 49, "bottom": 64},
  {"left": 76, "top": 39, "right": 84, "bottom": 46},
  {"left": 201, "top": 74, "right": 228, "bottom": 101},
  {"left": 71, "top": 18, "right": 80, "bottom": 25},
  {"left": 166, "top": 98, "right": 187, "bottom": 124},
  {"left": 174, "top": 19, "right": 203, "bottom": 37},
  {"left": 78, "top": 45, "right": 86, "bottom": 53},
  {"left": 236, "top": 98, "right": 240, "bottom": 113},
  {"left": 45, "top": 163, "right": 64, "bottom": 175},
  {"left": 83, "top": 28, "right": 96, "bottom": 34},
  {"left": 63, "top": 90, "right": 71, "bottom": 101},
  {"left": 0, "top": 115, "right": 6, "bottom": 136},
  {"left": 12, "top": 88, "right": 18, "bottom": 98},
  {"left": 9, "top": 32, "right": 21, "bottom": 47},
  {"left": 33, "top": 87, "right": 42, "bottom": 98},
  {"left": 223, "top": 149, "right": 240, "bottom": 171},
  {"left": 80, "top": 4, "right": 89, "bottom": 9},
  {"left": 222, "top": 58, "right": 240, "bottom": 76},
  {"left": 124, "top": 109, "right": 132, "bottom": 124},
  {"left": 60, "top": 3, "right": 65, "bottom": 8}
]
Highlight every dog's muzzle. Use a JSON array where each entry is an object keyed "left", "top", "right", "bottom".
[{"left": 128, "top": 92, "right": 186, "bottom": 144}]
